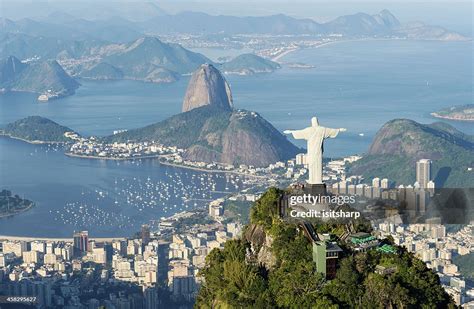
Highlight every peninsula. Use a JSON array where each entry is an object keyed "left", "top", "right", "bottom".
[
  {"left": 0, "top": 116, "right": 78, "bottom": 144},
  {"left": 431, "top": 104, "right": 474, "bottom": 121},
  {"left": 0, "top": 190, "right": 35, "bottom": 218}
]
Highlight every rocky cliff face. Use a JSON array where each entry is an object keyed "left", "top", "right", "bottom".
[
  {"left": 182, "top": 109, "right": 301, "bottom": 167},
  {"left": 244, "top": 223, "right": 276, "bottom": 269},
  {"left": 182, "top": 64, "right": 233, "bottom": 112}
]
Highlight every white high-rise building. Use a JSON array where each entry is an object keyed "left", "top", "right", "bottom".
[
  {"left": 338, "top": 181, "right": 348, "bottom": 194},
  {"left": 372, "top": 177, "right": 380, "bottom": 188},
  {"left": 416, "top": 159, "right": 432, "bottom": 188},
  {"left": 208, "top": 201, "right": 224, "bottom": 218},
  {"left": 381, "top": 178, "right": 389, "bottom": 189},
  {"left": 355, "top": 184, "right": 365, "bottom": 196},
  {"left": 295, "top": 153, "right": 307, "bottom": 166},
  {"left": 431, "top": 225, "right": 446, "bottom": 239}
]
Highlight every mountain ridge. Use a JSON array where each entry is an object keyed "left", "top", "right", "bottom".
[
  {"left": 138, "top": 9, "right": 467, "bottom": 39},
  {"left": 0, "top": 55, "right": 79, "bottom": 97},
  {"left": 72, "top": 37, "right": 211, "bottom": 84},
  {"left": 1, "top": 9, "right": 467, "bottom": 46},
  {"left": 105, "top": 105, "right": 301, "bottom": 167},
  {"left": 349, "top": 118, "right": 474, "bottom": 187}
]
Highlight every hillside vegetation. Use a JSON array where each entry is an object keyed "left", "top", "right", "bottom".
[
  {"left": 196, "top": 188, "right": 455, "bottom": 308},
  {"left": 349, "top": 119, "right": 474, "bottom": 187},
  {"left": 1, "top": 116, "right": 75, "bottom": 143},
  {"left": 105, "top": 106, "right": 300, "bottom": 167},
  {"left": 219, "top": 54, "right": 280, "bottom": 75},
  {"left": 0, "top": 56, "right": 79, "bottom": 96}
]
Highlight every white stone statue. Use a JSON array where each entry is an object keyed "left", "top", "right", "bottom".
[{"left": 284, "top": 117, "right": 346, "bottom": 185}]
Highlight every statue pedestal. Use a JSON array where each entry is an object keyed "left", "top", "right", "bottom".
[{"left": 304, "top": 183, "right": 327, "bottom": 196}]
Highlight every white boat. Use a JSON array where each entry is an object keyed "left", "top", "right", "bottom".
[{"left": 37, "top": 94, "right": 49, "bottom": 101}]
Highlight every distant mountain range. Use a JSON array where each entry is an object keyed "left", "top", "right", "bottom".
[
  {"left": 138, "top": 10, "right": 468, "bottom": 39},
  {"left": 323, "top": 9, "right": 400, "bottom": 36},
  {"left": 0, "top": 9, "right": 467, "bottom": 92},
  {"left": 0, "top": 35, "right": 281, "bottom": 95},
  {"left": 0, "top": 9, "right": 468, "bottom": 45},
  {"left": 0, "top": 1, "right": 166, "bottom": 22},
  {"left": 77, "top": 37, "right": 210, "bottom": 83},
  {"left": 76, "top": 38, "right": 278, "bottom": 83},
  {"left": 0, "top": 56, "right": 79, "bottom": 97},
  {"left": 349, "top": 119, "right": 474, "bottom": 187},
  {"left": 0, "top": 32, "right": 104, "bottom": 60}
]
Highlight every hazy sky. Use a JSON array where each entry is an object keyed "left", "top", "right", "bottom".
[{"left": 1, "top": 0, "right": 472, "bottom": 35}]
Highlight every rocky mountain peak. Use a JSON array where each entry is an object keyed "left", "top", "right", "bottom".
[
  {"left": 375, "top": 9, "right": 401, "bottom": 28},
  {"left": 182, "top": 63, "right": 233, "bottom": 112}
]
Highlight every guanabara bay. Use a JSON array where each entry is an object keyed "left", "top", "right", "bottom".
[{"left": 0, "top": 1, "right": 472, "bottom": 308}]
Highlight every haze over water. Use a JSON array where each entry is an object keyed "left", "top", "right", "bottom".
[{"left": 0, "top": 40, "right": 472, "bottom": 237}]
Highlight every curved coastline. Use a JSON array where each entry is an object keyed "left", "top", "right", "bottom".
[
  {"left": 0, "top": 133, "right": 66, "bottom": 145},
  {"left": 65, "top": 152, "right": 163, "bottom": 161},
  {"left": 275, "top": 37, "right": 472, "bottom": 62},
  {"left": 0, "top": 202, "right": 35, "bottom": 219},
  {"left": 431, "top": 112, "right": 474, "bottom": 122},
  {"left": 158, "top": 160, "right": 266, "bottom": 178},
  {"left": 2, "top": 135, "right": 266, "bottom": 177},
  {"left": 67, "top": 151, "right": 266, "bottom": 178}
]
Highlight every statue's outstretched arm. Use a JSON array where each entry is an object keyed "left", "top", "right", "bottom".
[
  {"left": 284, "top": 128, "right": 311, "bottom": 140},
  {"left": 324, "top": 127, "right": 347, "bottom": 138}
]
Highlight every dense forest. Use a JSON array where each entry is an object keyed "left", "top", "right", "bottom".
[{"left": 196, "top": 188, "right": 455, "bottom": 308}]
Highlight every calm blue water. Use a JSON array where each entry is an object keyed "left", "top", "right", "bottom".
[
  {"left": 0, "top": 138, "right": 247, "bottom": 237},
  {"left": 0, "top": 40, "right": 472, "bottom": 236}
]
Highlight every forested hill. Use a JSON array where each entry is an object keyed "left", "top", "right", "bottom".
[
  {"left": 349, "top": 119, "right": 474, "bottom": 187},
  {"left": 105, "top": 105, "right": 300, "bottom": 167},
  {"left": 196, "top": 188, "right": 455, "bottom": 308},
  {"left": 1, "top": 116, "right": 76, "bottom": 143}
]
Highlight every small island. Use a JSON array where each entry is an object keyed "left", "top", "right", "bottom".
[
  {"left": 219, "top": 54, "right": 281, "bottom": 75},
  {"left": 285, "top": 62, "right": 316, "bottom": 69},
  {"left": 0, "top": 190, "right": 35, "bottom": 218},
  {"left": 431, "top": 104, "right": 474, "bottom": 121},
  {"left": 0, "top": 116, "right": 78, "bottom": 144}
]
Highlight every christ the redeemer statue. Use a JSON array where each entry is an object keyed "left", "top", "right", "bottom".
[{"left": 284, "top": 117, "right": 346, "bottom": 185}]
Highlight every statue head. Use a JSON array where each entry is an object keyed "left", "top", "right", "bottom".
[{"left": 311, "top": 117, "right": 319, "bottom": 127}]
